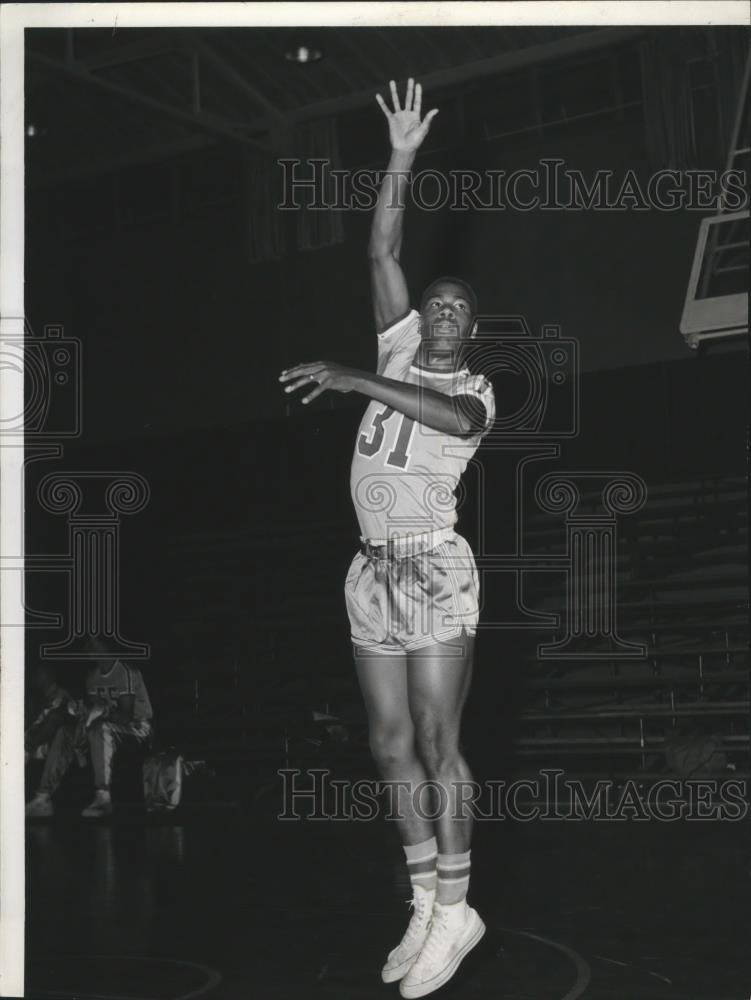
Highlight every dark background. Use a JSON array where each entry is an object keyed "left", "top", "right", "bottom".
[{"left": 23, "top": 24, "right": 748, "bottom": 781}]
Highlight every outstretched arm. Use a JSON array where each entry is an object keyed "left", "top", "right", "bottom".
[
  {"left": 369, "top": 79, "right": 438, "bottom": 333},
  {"left": 279, "top": 362, "right": 487, "bottom": 437}
]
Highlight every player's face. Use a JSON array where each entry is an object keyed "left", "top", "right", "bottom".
[{"left": 420, "top": 283, "right": 474, "bottom": 342}]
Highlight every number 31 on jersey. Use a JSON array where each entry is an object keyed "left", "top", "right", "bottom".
[{"left": 357, "top": 405, "right": 415, "bottom": 469}]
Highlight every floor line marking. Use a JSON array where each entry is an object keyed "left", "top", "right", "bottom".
[
  {"left": 648, "top": 971, "right": 674, "bottom": 985},
  {"left": 28, "top": 956, "right": 223, "bottom": 1000},
  {"left": 498, "top": 927, "right": 592, "bottom": 1000},
  {"left": 593, "top": 952, "right": 674, "bottom": 987},
  {"left": 592, "top": 954, "right": 630, "bottom": 968}
]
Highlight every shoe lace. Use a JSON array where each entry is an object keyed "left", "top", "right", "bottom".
[
  {"left": 403, "top": 893, "right": 430, "bottom": 942},
  {"left": 419, "top": 905, "right": 451, "bottom": 962}
]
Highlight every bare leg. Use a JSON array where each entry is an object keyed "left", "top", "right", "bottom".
[
  {"left": 354, "top": 647, "right": 434, "bottom": 846},
  {"left": 407, "top": 631, "right": 475, "bottom": 856},
  {"left": 397, "top": 634, "right": 485, "bottom": 995}
]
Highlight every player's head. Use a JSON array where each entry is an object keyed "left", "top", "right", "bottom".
[{"left": 419, "top": 277, "right": 478, "bottom": 342}]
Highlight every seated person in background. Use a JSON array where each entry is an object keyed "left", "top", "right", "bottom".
[
  {"left": 25, "top": 663, "right": 80, "bottom": 768},
  {"left": 26, "top": 640, "right": 153, "bottom": 819}
]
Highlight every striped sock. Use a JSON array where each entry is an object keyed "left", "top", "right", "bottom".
[
  {"left": 404, "top": 837, "right": 438, "bottom": 895},
  {"left": 436, "top": 849, "right": 471, "bottom": 905}
]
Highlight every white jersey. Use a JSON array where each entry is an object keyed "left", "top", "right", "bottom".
[
  {"left": 87, "top": 659, "right": 153, "bottom": 721},
  {"left": 350, "top": 309, "right": 495, "bottom": 542}
]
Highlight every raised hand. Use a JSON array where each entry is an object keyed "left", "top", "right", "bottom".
[{"left": 375, "top": 78, "right": 438, "bottom": 154}]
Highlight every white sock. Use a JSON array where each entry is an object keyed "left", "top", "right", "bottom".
[
  {"left": 436, "top": 850, "right": 471, "bottom": 905},
  {"left": 404, "top": 837, "right": 438, "bottom": 895}
]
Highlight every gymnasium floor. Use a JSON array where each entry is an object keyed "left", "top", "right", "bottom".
[{"left": 25, "top": 804, "right": 750, "bottom": 1000}]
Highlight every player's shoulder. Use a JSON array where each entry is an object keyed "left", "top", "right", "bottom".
[
  {"left": 377, "top": 308, "right": 420, "bottom": 341},
  {"left": 376, "top": 309, "right": 422, "bottom": 375}
]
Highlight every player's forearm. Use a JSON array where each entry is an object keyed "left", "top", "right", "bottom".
[
  {"left": 368, "top": 150, "right": 415, "bottom": 260},
  {"left": 353, "top": 371, "right": 470, "bottom": 435}
]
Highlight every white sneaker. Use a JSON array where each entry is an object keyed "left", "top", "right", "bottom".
[
  {"left": 381, "top": 885, "right": 435, "bottom": 983},
  {"left": 399, "top": 899, "right": 485, "bottom": 998},
  {"left": 81, "top": 794, "right": 112, "bottom": 818},
  {"left": 25, "top": 792, "right": 53, "bottom": 818}
]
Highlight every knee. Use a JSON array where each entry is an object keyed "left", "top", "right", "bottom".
[
  {"left": 368, "top": 725, "right": 414, "bottom": 773},
  {"left": 414, "top": 714, "right": 459, "bottom": 775}
]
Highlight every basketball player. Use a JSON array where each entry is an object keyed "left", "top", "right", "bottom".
[{"left": 279, "top": 79, "right": 493, "bottom": 997}]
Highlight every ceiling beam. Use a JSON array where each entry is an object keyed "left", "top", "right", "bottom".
[
  {"left": 215, "top": 31, "right": 303, "bottom": 107},
  {"left": 413, "top": 29, "right": 453, "bottom": 70},
  {"left": 241, "top": 26, "right": 646, "bottom": 133},
  {"left": 27, "top": 50, "right": 269, "bottom": 150},
  {"left": 332, "top": 28, "right": 390, "bottom": 89},
  {"left": 179, "top": 31, "right": 287, "bottom": 121},
  {"left": 75, "top": 35, "right": 177, "bottom": 72}
]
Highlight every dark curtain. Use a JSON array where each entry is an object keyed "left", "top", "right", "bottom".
[
  {"left": 242, "top": 117, "right": 345, "bottom": 259},
  {"left": 293, "top": 117, "right": 345, "bottom": 253},
  {"left": 713, "top": 33, "right": 750, "bottom": 163},
  {"left": 639, "top": 29, "right": 697, "bottom": 170},
  {"left": 640, "top": 29, "right": 750, "bottom": 171},
  {"left": 243, "top": 148, "right": 286, "bottom": 262}
]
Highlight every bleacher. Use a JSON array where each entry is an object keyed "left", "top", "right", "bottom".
[{"left": 506, "top": 474, "right": 748, "bottom": 778}]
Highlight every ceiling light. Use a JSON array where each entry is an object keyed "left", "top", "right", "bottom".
[{"left": 285, "top": 44, "right": 323, "bottom": 64}]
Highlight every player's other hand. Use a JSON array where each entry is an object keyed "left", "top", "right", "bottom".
[
  {"left": 279, "top": 362, "right": 359, "bottom": 405},
  {"left": 376, "top": 78, "right": 438, "bottom": 154}
]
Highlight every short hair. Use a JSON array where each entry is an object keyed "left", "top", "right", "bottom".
[{"left": 420, "top": 276, "right": 478, "bottom": 318}]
